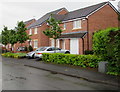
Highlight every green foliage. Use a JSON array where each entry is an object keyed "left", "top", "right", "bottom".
[
  {"left": 9, "top": 29, "right": 18, "bottom": 47},
  {"left": 24, "top": 46, "right": 28, "bottom": 51},
  {"left": 42, "top": 53, "right": 102, "bottom": 68},
  {"left": 1, "top": 21, "right": 30, "bottom": 51},
  {"left": 84, "top": 50, "right": 94, "bottom": 55},
  {"left": 43, "top": 15, "right": 63, "bottom": 48},
  {"left": 0, "top": 34, "right": 2, "bottom": 43},
  {"left": 1, "top": 26, "right": 10, "bottom": 46},
  {"left": 28, "top": 45, "right": 33, "bottom": 51},
  {"left": 43, "top": 15, "right": 63, "bottom": 39},
  {"left": 93, "top": 28, "right": 120, "bottom": 75},
  {"left": 15, "top": 21, "right": 30, "bottom": 44},
  {"left": 1, "top": 52, "right": 26, "bottom": 58}
]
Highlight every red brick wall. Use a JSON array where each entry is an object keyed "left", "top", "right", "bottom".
[
  {"left": 61, "top": 19, "right": 87, "bottom": 33},
  {"left": 88, "top": 4, "right": 119, "bottom": 50},
  {"left": 57, "top": 9, "right": 68, "bottom": 15},
  {"left": 25, "top": 19, "right": 36, "bottom": 28}
]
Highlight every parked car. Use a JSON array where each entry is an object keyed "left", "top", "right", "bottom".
[
  {"left": 34, "top": 47, "right": 70, "bottom": 58},
  {"left": 26, "top": 50, "right": 36, "bottom": 59},
  {"left": 26, "top": 47, "right": 47, "bottom": 59},
  {"left": 17, "top": 47, "right": 27, "bottom": 51}
]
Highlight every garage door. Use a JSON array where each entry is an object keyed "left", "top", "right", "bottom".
[{"left": 70, "top": 38, "right": 79, "bottom": 54}]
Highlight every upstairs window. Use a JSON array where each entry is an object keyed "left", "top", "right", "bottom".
[
  {"left": 34, "top": 28, "right": 38, "bottom": 34},
  {"left": 63, "top": 23, "right": 66, "bottom": 30},
  {"left": 73, "top": 20, "right": 81, "bottom": 29},
  {"left": 29, "top": 29, "right": 32, "bottom": 35}
]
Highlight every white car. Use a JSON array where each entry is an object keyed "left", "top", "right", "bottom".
[
  {"left": 34, "top": 47, "right": 70, "bottom": 58},
  {"left": 26, "top": 51, "right": 36, "bottom": 59}
]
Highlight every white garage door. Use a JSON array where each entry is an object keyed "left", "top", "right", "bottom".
[{"left": 70, "top": 38, "right": 79, "bottom": 54}]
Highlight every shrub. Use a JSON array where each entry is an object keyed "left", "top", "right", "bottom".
[
  {"left": 24, "top": 46, "right": 28, "bottom": 51},
  {"left": 1, "top": 52, "right": 26, "bottom": 58},
  {"left": 93, "top": 28, "right": 120, "bottom": 75},
  {"left": 42, "top": 53, "right": 102, "bottom": 68},
  {"left": 28, "top": 45, "right": 33, "bottom": 51},
  {"left": 84, "top": 50, "right": 94, "bottom": 55}
]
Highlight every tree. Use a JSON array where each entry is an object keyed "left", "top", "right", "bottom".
[
  {"left": 43, "top": 15, "right": 63, "bottom": 50},
  {"left": 1, "top": 26, "right": 10, "bottom": 47},
  {"left": 0, "top": 34, "right": 2, "bottom": 43},
  {"left": 9, "top": 29, "right": 18, "bottom": 51},
  {"left": 15, "top": 21, "right": 30, "bottom": 46}
]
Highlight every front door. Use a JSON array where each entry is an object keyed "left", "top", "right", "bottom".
[{"left": 70, "top": 38, "right": 79, "bottom": 54}]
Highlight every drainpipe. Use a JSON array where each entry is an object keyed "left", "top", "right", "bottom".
[
  {"left": 81, "top": 38, "right": 84, "bottom": 54},
  {"left": 86, "top": 17, "right": 89, "bottom": 50}
]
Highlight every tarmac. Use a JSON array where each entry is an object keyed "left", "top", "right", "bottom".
[{"left": 2, "top": 57, "right": 120, "bottom": 88}]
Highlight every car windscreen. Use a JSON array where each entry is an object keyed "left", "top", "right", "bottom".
[{"left": 36, "top": 47, "right": 47, "bottom": 51}]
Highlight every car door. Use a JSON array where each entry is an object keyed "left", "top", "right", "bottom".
[{"left": 46, "top": 47, "right": 55, "bottom": 53}]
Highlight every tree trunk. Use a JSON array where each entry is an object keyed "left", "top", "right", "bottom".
[{"left": 11, "top": 45, "right": 14, "bottom": 52}]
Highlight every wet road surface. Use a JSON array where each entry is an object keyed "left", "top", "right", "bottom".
[{"left": 2, "top": 57, "right": 119, "bottom": 90}]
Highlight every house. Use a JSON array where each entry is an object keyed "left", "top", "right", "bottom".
[{"left": 14, "top": 2, "right": 120, "bottom": 54}]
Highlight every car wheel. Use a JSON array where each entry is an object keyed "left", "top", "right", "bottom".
[
  {"left": 65, "top": 51, "right": 70, "bottom": 54},
  {"left": 32, "top": 54, "right": 35, "bottom": 59}
]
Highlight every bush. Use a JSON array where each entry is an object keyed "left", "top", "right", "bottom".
[
  {"left": 28, "top": 45, "right": 33, "bottom": 51},
  {"left": 24, "top": 46, "right": 28, "bottom": 51},
  {"left": 84, "top": 50, "right": 94, "bottom": 55},
  {"left": 1, "top": 52, "right": 26, "bottom": 58},
  {"left": 93, "top": 28, "right": 120, "bottom": 75},
  {"left": 42, "top": 53, "right": 102, "bottom": 68}
]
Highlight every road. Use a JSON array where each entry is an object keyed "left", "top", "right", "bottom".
[{"left": 1, "top": 57, "right": 118, "bottom": 90}]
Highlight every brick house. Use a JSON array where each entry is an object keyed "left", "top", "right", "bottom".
[{"left": 14, "top": 2, "right": 119, "bottom": 54}]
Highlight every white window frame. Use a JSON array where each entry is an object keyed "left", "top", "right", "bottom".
[
  {"left": 34, "top": 40, "right": 38, "bottom": 48},
  {"left": 30, "top": 41, "right": 32, "bottom": 46},
  {"left": 73, "top": 20, "right": 81, "bottom": 29},
  {"left": 63, "top": 23, "right": 66, "bottom": 30},
  {"left": 28, "top": 40, "right": 32, "bottom": 46},
  {"left": 29, "top": 29, "right": 32, "bottom": 35},
  {"left": 34, "top": 28, "right": 38, "bottom": 34}
]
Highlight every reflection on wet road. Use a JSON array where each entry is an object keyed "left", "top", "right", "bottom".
[{"left": 2, "top": 58, "right": 118, "bottom": 90}]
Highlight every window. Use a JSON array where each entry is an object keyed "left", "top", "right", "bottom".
[
  {"left": 34, "top": 28, "right": 37, "bottom": 34},
  {"left": 34, "top": 40, "right": 38, "bottom": 48},
  {"left": 30, "top": 41, "right": 32, "bottom": 46},
  {"left": 29, "top": 29, "right": 32, "bottom": 35},
  {"left": 73, "top": 20, "right": 81, "bottom": 29},
  {"left": 63, "top": 23, "right": 66, "bottom": 30}
]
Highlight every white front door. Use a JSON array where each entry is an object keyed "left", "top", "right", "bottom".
[
  {"left": 70, "top": 38, "right": 79, "bottom": 54},
  {"left": 51, "top": 39, "right": 54, "bottom": 47}
]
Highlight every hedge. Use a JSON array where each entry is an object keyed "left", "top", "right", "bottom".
[
  {"left": 1, "top": 52, "right": 26, "bottom": 58},
  {"left": 93, "top": 28, "right": 120, "bottom": 75},
  {"left": 42, "top": 53, "right": 102, "bottom": 68}
]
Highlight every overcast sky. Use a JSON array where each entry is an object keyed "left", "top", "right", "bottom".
[{"left": 0, "top": 0, "right": 119, "bottom": 32}]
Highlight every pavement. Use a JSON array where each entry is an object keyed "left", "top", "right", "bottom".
[{"left": 2, "top": 57, "right": 120, "bottom": 88}]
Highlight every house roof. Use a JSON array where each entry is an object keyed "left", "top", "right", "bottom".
[
  {"left": 62, "top": 2, "right": 108, "bottom": 21},
  {"left": 59, "top": 31, "right": 87, "bottom": 38},
  {"left": 24, "top": 19, "right": 35, "bottom": 25},
  {"left": 27, "top": 2, "right": 119, "bottom": 29},
  {"left": 28, "top": 8, "right": 67, "bottom": 29}
]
